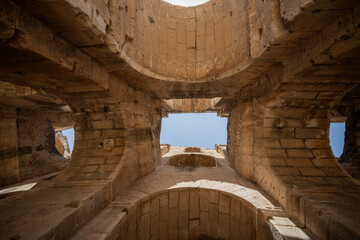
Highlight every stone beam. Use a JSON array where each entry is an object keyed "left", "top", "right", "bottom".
[
  {"left": 0, "top": 0, "right": 108, "bottom": 93},
  {"left": 14, "top": 0, "right": 109, "bottom": 47}
]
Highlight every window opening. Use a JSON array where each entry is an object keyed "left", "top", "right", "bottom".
[
  {"left": 329, "top": 122, "right": 345, "bottom": 158},
  {"left": 56, "top": 128, "right": 74, "bottom": 157},
  {"left": 160, "top": 113, "right": 227, "bottom": 149}
]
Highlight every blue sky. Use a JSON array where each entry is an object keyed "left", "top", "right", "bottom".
[
  {"left": 62, "top": 128, "right": 74, "bottom": 154},
  {"left": 62, "top": 113, "right": 345, "bottom": 157},
  {"left": 329, "top": 122, "right": 345, "bottom": 157},
  {"left": 160, "top": 113, "right": 227, "bottom": 148}
]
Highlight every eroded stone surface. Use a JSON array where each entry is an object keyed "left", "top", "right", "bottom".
[
  {"left": 340, "top": 111, "right": 360, "bottom": 180},
  {"left": 0, "top": 0, "right": 360, "bottom": 239},
  {"left": 17, "top": 109, "right": 69, "bottom": 180}
]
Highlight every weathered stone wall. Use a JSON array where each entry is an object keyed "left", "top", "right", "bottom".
[
  {"left": 227, "top": 65, "right": 360, "bottom": 238},
  {"left": 227, "top": 86, "right": 254, "bottom": 179},
  {"left": 169, "top": 154, "right": 217, "bottom": 167},
  {"left": 17, "top": 109, "right": 69, "bottom": 180},
  {"left": 0, "top": 0, "right": 360, "bottom": 239},
  {"left": 0, "top": 106, "right": 69, "bottom": 186},
  {"left": 111, "top": 0, "right": 250, "bottom": 82},
  {"left": 52, "top": 77, "right": 162, "bottom": 199},
  {"left": 0, "top": 105, "right": 20, "bottom": 186},
  {"left": 0, "top": 79, "right": 163, "bottom": 239},
  {"left": 339, "top": 111, "right": 360, "bottom": 180}
]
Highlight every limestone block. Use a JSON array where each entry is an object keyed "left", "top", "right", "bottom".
[
  {"left": 189, "top": 189, "right": 199, "bottom": 219},
  {"left": 287, "top": 149, "right": 313, "bottom": 158},
  {"left": 151, "top": 196, "right": 159, "bottom": 217},
  {"left": 189, "top": 219, "right": 199, "bottom": 240},
  {"left": 299, "top": 168, "right": 326, "bottom": 176},
  {"left": 285, "top": 158, "right": 314, "bottom": 168},
  {"left": 209, "top": 203, "right": 219, "bottom": 222},
  {"left": 179, "top": 190, "right": 189, "bottom": 212},
  {"left": 295, "top": 128, "right": 327, "bottom": 138},
  {"left": 141, "top": 200, "right": 151, "bottom": 215},
  {"left": 169, "top": 208, "right": 179, "bottom": 230},
  {"left": 210, "top": 190, "right": 218, "bottom": 204},
  {"left": 140, "top": 213, "right": 151, "bottom": 240},
  {"left": 150, "top": 214, "right": 159, "bottom": 236},
  {"left": 158, "top": 220, "right": 168, "bottom": 240},
  {"left": 200, "top": 211, "right": 209, "bottom": 235},
  {"left": 280, "top": 139, "right": 305, "bottom": 149},
  {"left": 219, "top": 193, "right": 230, "bottom": 214},
  {"left": 209, "top": 220, "right": 219, "bottom": 239},
  {"left": 219, "top": 213, "right": 230, "bottom": 239},
  {"left": 312, "top": 158, "right": 338, "bottom": 168},
  {"left": 199, "top": 189, "right": 210, "bottom": 212}
]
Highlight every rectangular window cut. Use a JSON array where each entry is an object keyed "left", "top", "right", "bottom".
[{"left": 160, "top": 113, "right": 227, "bottom": 149}]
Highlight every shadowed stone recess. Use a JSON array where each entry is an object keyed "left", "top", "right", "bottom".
[{"left": 339, "top": 111, "right": 360, "bottom": 180}]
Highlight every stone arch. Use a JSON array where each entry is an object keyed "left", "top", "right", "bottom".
[
  {"left": 53, "top": 101, "right": 127, "bottom": 184},
  {"left": 116, "top": 186, "right": 308, "bottom": 240},
  {"left": 255, "top": 81, "right": 360, "bottom": 239}
]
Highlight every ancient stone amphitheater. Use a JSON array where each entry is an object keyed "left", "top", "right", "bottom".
[{"left": 0, "top": 0, "right": 360, "bottom": 239}]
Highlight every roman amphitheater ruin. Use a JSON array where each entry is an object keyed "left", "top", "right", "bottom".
[{"left": 0, "top": 0, "right": 360, "bottom": 239}]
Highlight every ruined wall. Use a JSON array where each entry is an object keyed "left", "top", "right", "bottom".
[
  {"left": 0, "top": 77, "right": 163, "bottom": 239},
  {"left": 227, "top": 84, "right": 255, "bottom": 180},
  {"left": 0, "top": 0, "right": 359, "bottom": 239},
  {"left": 17, "top": 109, "right": 69, "bottom": 180},
  {"left": 0, "top": 106, "right": 69, "bottom": 186},
  {"left": 339, "top": 111, "right": 360, "bottom": 180},
  {"left": 0, "top": 105, "right": 20, "bottom": 186}
]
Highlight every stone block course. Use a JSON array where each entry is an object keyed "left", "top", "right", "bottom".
[{"left": 0, "top": 0, "right": 360, "bottom": 239}]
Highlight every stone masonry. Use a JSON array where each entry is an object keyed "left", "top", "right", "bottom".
[{"left": 0, "top": 0, "right": 360, "bottom": 239}]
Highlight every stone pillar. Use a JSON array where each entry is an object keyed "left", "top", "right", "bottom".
[
  {"left": 227, "top": 69, "right": 360, "bottom": 238},
  {"left": 339, "top": 111, "right": 360, "bottom": 180},
  {"left": 52, "top": 80, "right": 162, "bottom": 199},
  {"left": 0, "top": 105, "right": 20, "bottom": 186}
]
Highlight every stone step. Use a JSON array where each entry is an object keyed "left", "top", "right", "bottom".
[{"left": 70, "top": 204, "right": 128, "bottom": 240}]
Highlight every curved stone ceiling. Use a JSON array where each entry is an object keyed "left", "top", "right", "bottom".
[{"left": 119, "top": 0, "right": 250, "bottom": 83}]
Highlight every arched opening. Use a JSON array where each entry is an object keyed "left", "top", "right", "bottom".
[
  {"left": 0, "top": 106, "right": 73, "bottom": 196},
  {"left": 329, "top": 122, "right": 345, "bottom": 158},
  {"left": 116, "top": 188, "right": 309, "bottom": 240},
  {"left": 55, "top": 128, "right": 74, "bottom": 158}
]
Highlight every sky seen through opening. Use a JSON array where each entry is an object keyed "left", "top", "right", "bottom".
[{"left": 63, "top": 113, "right": 345, "bottom": 158}]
